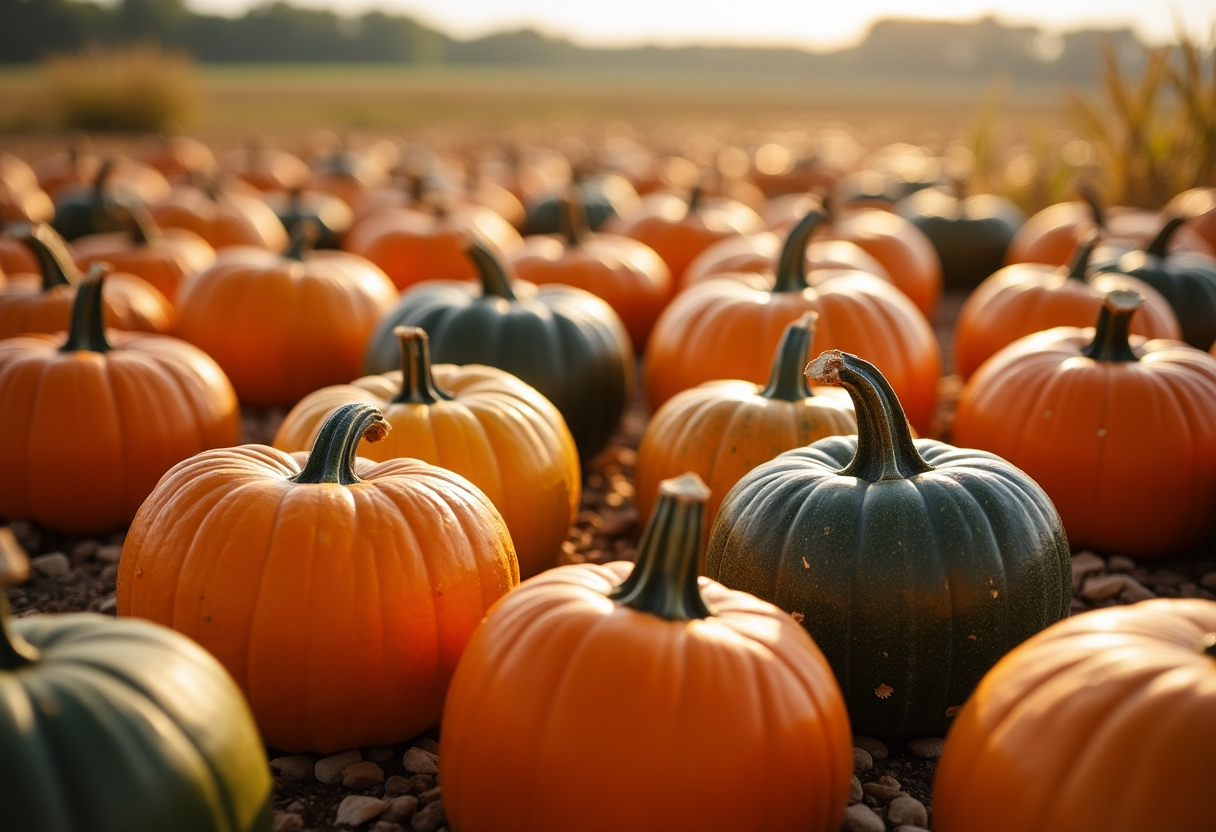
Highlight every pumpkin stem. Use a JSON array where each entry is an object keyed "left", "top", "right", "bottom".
[
  {"left": 60, "top": 266, "right": 115, "bottom": 354},
  {"left": 1077, "top": 183, "right": 1107, "bottom": 229},
  {"left": 1145, "top": 216, "right": 1187, "bottom": 259},
  {"left": 558, "top": 186, "right": 589, "bottom": 248},
  {"left": 466, "top": 237, "right": 518, "bottom": 301},
  {"left": 685, "top": 183, "right": 704, "bottom": 216},
  {"left": 610, "top": 473, "right": 713, "bottom": 621},
  {"left": 805, "top": 349, "right": 933, "bottom": 482},
  {"left": 0, "top": 528, "right": 40, "bottom": 671},
  {"left": 1080, "top": 289, "right": 1142, "bottom": 363},
  {"left": 22, "top": 223, "right": 83, "bottom": 289},
  {"left": 772, "top": 210, "right": 825, "bottom": 293},
  {"left": 390, "top": 327, "right": 453, "bottom": 405},
  {"left": 284, "top": 219, "right": 319, "bottom": 261},
  {"left": 760, "top": 312, "right": 818, "bottom": 401},
  {"left": 1202, "top": 633, "right": 1216, "bottom": 659},
  {"left": 92, "top": 156, "right": 115, "bottom": 203},
  {"left": 289, "top": 403, "right": 391, "bottom": 486},
  {"left": 123, "top": 202, "right": 161, "bottom": 247},
  {"left": 1064, "top": 231, "right": 1098, "bottom": 282}
]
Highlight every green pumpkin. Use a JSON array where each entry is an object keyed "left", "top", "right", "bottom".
[
  {"left": 0, "top": 531, "right": 272, "bottom": 832},
  {"left": 364, "top": 237, "right": 635, "bottom": 460},
  {"left": 704, "top": 349, "right": 1070, "bottom": 738},
  {"left": 50, "top": 157, "right": 142, "bottom": 243}
]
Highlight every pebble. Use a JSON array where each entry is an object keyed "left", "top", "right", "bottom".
[
  {"left": 372, "top": 823, "right": 405, "bottom": 832},
  {"left": 382, "top": 795, "right": 419, "bottom": 824},
  {"left": 849, "top": 776, "right": 863, "bottom": 804},
  {"left": 862, "top": 782, "right": 902, "bottom": 803},
  {"left": 271, "top": 811, "right": 304, "bottom": 832},
  {"left": 365, "top": 745, "right": 395, "bottom": 763},
  {"left": 853, "top": 747, "right": 873, "bottom": 771},
  {"left": 1149, "top": 570, "right": 1187, "bottom": 589},
  {"left": 335, "top": 795, "right": 388, "bottom": 827},
  {"left": 410, "top": 799, "right": 446, "bottom": 832},
  {"left": 286, "top": 802, "right": 305, "bottom": 813},
  {"left": 1200, "top": 572, "right": 1216, "bottom": 592},
  {"left": 100, "top": 564, "right": 120, "bottom": 583},
  {"left": 841, "top": 803, "right": 885, "bottom": 832},
  {"left": 1106, "top": 555, "right": 1136, "bottom": 572},
  {"left": 1070, "top": 551, "right": 1105, "bottom": 589},
  {"left": 906, "top": 736, "right": 945, "bottom": 759},
  {"left": 95, "top": 544, "right": 123, "bottom": 564},
  {"left": 1081, "top": 573, "right": 1125, "bottom": 602},
  {"left": 887, "top": 795, "right": 929, "bottom": 827},
  {"left": 1119, "top": 577, "right": 1156, "bottom": 604},
  {"left": 411, "top": 738, "right": 440, "bottom": 755},
  {"left": 384, "top": 775, "right": 413, "bottom": 797},
  {"left": 343, "top": 761, "right": 385, "bottom": 789},
  {"left": 892, "top": 827, "right": 932, "bottom": 832},
  {"left": 316, "top": 750, "right": 362, "bottom": 784},
  {"left": 418, "top": 786, "right": 442, "bottom": 807},
  {"left": 70, "top": 540, "right": 99, "bottom": 563},
  {"left": 269, "top": 755, "right": 314, "bottom": 781},
  {"left": 31, "top": 552, "right": 70, "bottom": 578},
  {"left": 852, "top": 735, "right": 889, "bottom": 760},
  {"left": 402, "top": 747, "right": 439, "bottom": 775}
]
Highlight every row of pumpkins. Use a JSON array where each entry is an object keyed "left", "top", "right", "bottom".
[{"left": 1, "top": 134, "right": 1215, "bottom": 831}]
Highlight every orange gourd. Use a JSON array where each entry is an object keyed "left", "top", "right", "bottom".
[
  {"left": 150, "top": 179, "right": 289, "bottom": 251},
  {"left": 682, "top": 231, "right": 889, "bottom": 290},
  {"left": 273, "top": 326, "right": 580, "bottom": 579},
  {"left": 440, "top": 473, "right": 852, "bottom": 832},
  {"left": 117, "top": 402, "right": 518, "bottom": 753}
]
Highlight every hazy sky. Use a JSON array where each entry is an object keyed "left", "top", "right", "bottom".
[{"left": 180, "top": 0, "right": 1214, "bottom": 50}]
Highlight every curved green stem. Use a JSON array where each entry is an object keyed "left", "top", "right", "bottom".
[
  {"left": 466, "top": 238, "right": 518, "bottom": 300},
  {"left": 772, "top": 210, "right": 825, "bottom": 293},
  {"left": 1080, "top": 289, "right": 1142, "bottom": 363},
  {"left": 610, "top": 473, "right": 713, "bottom": 621},
  {"left": 390, "top": 327, "right": 453, "bottom": 405},
  {"left": 1146, "top": 216, "right": 1188, "bottom": 259},
  {"left": 0, "top": 529, "right": 39, "bottom": 670},
  {"left": 558, "top": 187, "right": 589, "bottom": 248},
  {"left": 92, "top": 157, "right": 115, "bottom": 205},
  {"left": 685, "top": 183, "right": 704, "bottom": 216},
  {"left": 124, "top": 203, "right": 161, "bottom": 247},
  {"left": 289, "top": 403, "right": 390, "bottom": 486},
  {"left": 805, "top": 350, "right": 933, "bottom": 482},
  {"left": 284, "top": 219, "right": 319, "bottom": 261},
  {"left": 22, "top": 224, "right": 82, "bottom": 289},
  {"left": 1078, "top": 183, "right": 1107, "bottom": 229},
  {"left": 1064, "top": 231, "right": 1098, "bottom": 282},
  {"left": 760, "top": 312, "right": 818, "bottom": 401},
  {"left": 60, "top": 267, "right": 115, "bottom": 354}
]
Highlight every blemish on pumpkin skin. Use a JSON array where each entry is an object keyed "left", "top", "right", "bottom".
[
  {"left": 791, "top": 612, "right": 805, "bottom": 623},
  {"left": 802, "top": 556, "right": 810, "bottom": 569},
  {"left": 968, "top": 634, "right": 977, "bottom": 641},
  {"left": 203, "top": 614, "right": 212, "bottom": 623},
  {"left": 875, "top": 684, "right": 894, "bottom": 699},
  {"left": 946, "top": 705, "right": 962, "bottom": 718},
  {"left": 990, "top": 588, "right": 999, "bottom": 599}
]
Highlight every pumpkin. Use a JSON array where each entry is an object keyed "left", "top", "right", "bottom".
[
  {"left": 0, "top": 530, "right": 272, "bottom": 832},
  {"left": 174, "top": 224, "right": 398, "bottom": 406},
  {"left": 221, "top": 137, "right": 311, "bottom": 193},
  {"left": 134, "top": 130, "right": 219, "bottom": 183},
  {"left": 261, "top": 187, "right": 353, "bottom": 250},
  {"left": 37, "top": 142, "right": 171, "bottom": 205},
  {"left": 440, "top": 473, "right": 853, "bottom": 832},
  {"left": 953, "top": 233, "right": 1181, "bottom": 378},
  {"left": 954, "top": 289, "right": 1216, "bottom": 556},
  {"left": 117, "top": 402, "right": 519, "bottom": 753},
  {"left": 705, "top": 349, "right": 1071, "bottom": 737},
  {"left": 50, "top": 157, "right": 149, "bottom": 242},
  {"left": 0, "top": 219, "right": 39, "bottom": 276},
  {"left": 1092, "top": 216, "right": 1216, "bottom": 350},
  {"left": 933, "top": 599, "right": 1216, "bottom": 832},
  {"left": 644, "top": 210, "right": 941, "bottom": 435},
  {"left": 274, "top": 326, "right": 580, "bottom": 579},
  {"left": 306, "top": 137, "right": 390, "bottom": 209},
  {"left": 510, "top": 189, "right": 673, "bottom": 352},
  {"left": 682, "top": 230, "right": 890, "bottom": 291},
  {"left": 150, "top": 177, "right": 289, "bottom": 251},
  {"left": 0, "top": 151, "right": 54, "bottom": 224},
  {"left": 635, "top": 312, "right": 857, "bottom": 548},
  {"left": 522, "top": 173, "right": 640, "bottom": 235},
  {"left": 1165, "top": 186, "right": 1216, "bottom": 252},
  {"left": 0, "top": 224, "right": 173, "bottom": 338},
  {"left": 0, "top": 273, "right": 241, "bottom": 535},
  {"left": 364, "top": 238, "right": 634, "bottom": 461}
]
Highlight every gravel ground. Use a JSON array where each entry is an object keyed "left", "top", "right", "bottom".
[{"left": 5, "top": 290, "right": 1215, "bottom": 832}]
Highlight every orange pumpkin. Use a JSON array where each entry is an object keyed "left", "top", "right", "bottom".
[
  {"left": 173, "top": 226, "right": 398, "bottom": 406},
  {"left": 0, "top": 274, "right": 240, "bottom": 535},
  {"left": 954, "top": 289, "right": 1216, "bottom": 556},
  {"left": 0, "top": 151, "right": 54, "bottom": 224},
  {"left": 440, "top": 473, "right": 853, "bottom": 832},
  {"left": 221, "top": 138, "right": 311, "bottom": 193},
  {"left": 510, "top": 190, "right": 673, "bottom": 352},
  {"left": 953, "top": 234, "right": 1181, "bottom": 378},
  {"left": 118, "top": 402, "right": 519, "bottom": 753},
  {"left": 934, "top": 599, "right": 1216, "bottom": 832},
  {"left": 682, "top": 231, "right": 889, "bottom": 291},
  {"left": 150, "top": 179, "right": 289, "bottom": 251},
  {"left": 273, "top": 326, "right": 580, "bottom": 579},
  {"left": 644, "top": 210, "right": 941, "bottom": 434},
  {"left": 635, "top": 312, "right": 856, "bottom": 546},
  {"left": 134, "top": 131, "right": 219, "bottom": 183},
  {"left": 0, "top": 223, "right": 39, "bottom": 276},
  {"left": 1166, "top": 187, "right": 1216, "bottom": 252}
]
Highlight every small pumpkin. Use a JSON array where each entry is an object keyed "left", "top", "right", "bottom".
[
  {"left": 1165, "top": 186, "right": 1216, "bottom": 252},
  {"left": 933, "top": 599, "right": 1216, "bottom": 832},
  {"left": 50, "top": 157, "right": 148, "bottom": 242},
  {"left": 0, "top": 150, "right": 54, "bottom": 224},
  {"left": 954, "top": 289, "right": 1216, "bottom": 556},
  {"left": 274, "top": 326, "right": 580, "bottom": 579},
  {"left": 681, "top": 227, "right": 890, "bottom": 291},
  {"left": 261, "top": 187, "right": 353, "bottom": 250},
  {"left": 0, "top": 273, "right": 241, "bottom": 535},
  {"left": 150, "top": 176, "right": 289, "bottom": 252},
  {"left": 0, "top": 530, "right": 272, "bottom": 832},
  {"left": 705, "top": 349, "right": 1070, "bottom": 738},
  {"left": 221, "top": 136, "right": 311, "bottom": 193},
  {"left": 117, "top": 403, "right": 519, "bottom": 753},
  {"left": 440, "top": 473, "right": 853, "bottom": 832},
  {"left": 134, "top": 130, "right": 219, "bottom": 183}
]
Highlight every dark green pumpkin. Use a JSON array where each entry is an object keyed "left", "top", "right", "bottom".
[
  {"left": 51, "top": 157, "right": 143, "bottom": 242},
  {"left": 704, "top": 349, "right": 1070, "bottom": 738},
  {"left": 0, "top": 532, "right": 272, "bottom": 832},
  {"left": 364, "top": 237, "right": 635, "bottom": 460}
]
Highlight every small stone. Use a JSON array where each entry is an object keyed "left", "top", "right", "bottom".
[
  {"left": 861, "top": 782, "right": 902, "bottom": 803},
  {"left": 1070, "top": 551, "right": 1106, "bottom": 589},
  {"left": 418, "top": 786, "right": 442, "bottom": 807},
  {"left": 1200, "top": 572, "right": 1216, "bottom": 592},
  {"left": 842, "top": 803, "right": 885, "bottom": 832},
  {"left": 96, "top": 544, "right": 123, "bottom": 564},
  {"left": 343, "top": 761, "right": 385, "bottom": 790},
  {"left": 70, "top": 540, "right": 99, "bottom": 563},
  {"left": 335, "top": 795, "right": 388, "bottom": 827},
  {"left": 95, "top": 596, "right": 116, "bottom": 614},
  {"left": 402, "top": 747, "right": 439, "bottom": 775},
  {"left": 1106, "top": 555, "right": 1137, "bottom": 572},
  {"left": 852, "top": 735, "right": 889, "bottom": 760},
  {"left": 906, "top": 736, "right": 945, "bottom": 759},
  {"left": 410, "top": 800, "right": 446, "bottom": 832},
  {"left": 849, "top": 775, "right": 864, "bottom": 804},
  {"left": 365, "top": 745, "right": 396, "bottom": 763},
  {"left": 31, "top": 552, "right": 71, "bottom": 578},
  {"left": 853, "top": 747, "right": 873, "bottom": 771},
  {"left": 1148, "top": 570, "right": 1186, "bottom": 590},
  {"left": 406, "top": 774, "right": 435, "bottom": 795},
  {"left": 876, "top": 775, "right": 902, "bottom": 790},
  {"left": 100, "top": 564, "right": 120, "bottom": 583},
  {"left": 410, "top": 738, "right": 440, "bottom": 755},
  {"left": 270, "top": 755, "right": 314, "bottom": 781},
  {"left": 1119, "top": 577, "right": 1156, "bottom": 604},
  {"left": 1180, "top": 583, "right": 1200, "bottom": 598},
  {"left": 887, "top": 795, "right": 929, "bottom": 827},
  {"left": 1081, "top": 573, "right": 1125, "bottom": 602},
  {"left": 382, "top": 795, "right": 419, "bottom": 824},
  {"left": 315, "top": 750, "right": 362, "bottom": 784},
  {"left": 271, "top": 811, "right": 304, "bottom": 832},
  {"left": 286, "top": 802, "right": 305, "bottom": 814},
  {"left": 372, "top": 823, "right": 405, "bottom": 832},
  {"left": 385, "top": 776, "right": 413, "bottom": 797}
]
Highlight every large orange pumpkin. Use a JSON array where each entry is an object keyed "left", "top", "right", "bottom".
[
  {"left": 273, "top": 326, "right": 580, "bottom": 579},
  {"left": 0, "top": 274, "right": 240, "bottom": 535},
  {"left": 954, "top": 289, "right": 1216, "bottom": 556},
  {"left": 934, "top": 599, "right": 1216, "bottom": 832},
  {"left": 440, "top": 473, "right": 853, "bottom": 832},
  {"left": 117, "top": 402, "right": 518, "bottom": 753}
]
